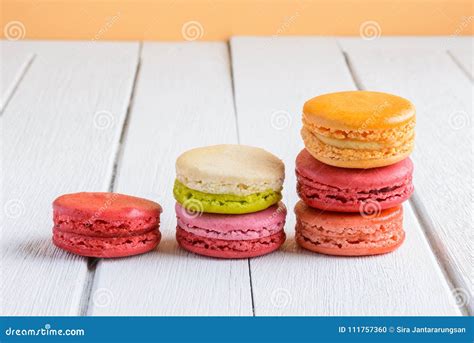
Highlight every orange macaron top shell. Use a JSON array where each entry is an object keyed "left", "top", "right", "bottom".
[{"left": 303, "top": 91, "right": 415, "bottom": 131}]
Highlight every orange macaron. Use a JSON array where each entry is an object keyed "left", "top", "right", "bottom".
[
  {"left": 294, "top": 200, "right": 405, "bottom": 256},
  {"left": 301, "top": 91, "right": 416, "bottom": 168}
]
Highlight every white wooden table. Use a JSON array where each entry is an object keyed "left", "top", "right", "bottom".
[{"left": 1, "top": 37, "right": 472, "bottom": 316}]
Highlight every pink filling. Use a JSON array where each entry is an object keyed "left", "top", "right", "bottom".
[
  {"left": 176, "top": 218, "right": 285, "bottom": 240},
  {"left": 175, "top": 202, "right": 286, "bottom": 240}
]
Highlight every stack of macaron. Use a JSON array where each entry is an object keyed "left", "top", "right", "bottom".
[
  {"left": 173, "top": 144, "right": 287, "bottom": 258},
  {"left": 295, "top": 91, "right": 416, "bottom": 256}
]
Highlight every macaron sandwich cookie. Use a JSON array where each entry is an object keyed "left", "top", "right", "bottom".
[
  {"left": 301, "top": 91, "right": 415, "bottom": 169},
  {"left": 295, "top": 201, "right": 404, "bottom": 256},
  {"left": 53, "top": 192, "right": 162, "bottom": 258},
  {"left": 296, "top": 149, "right": 414, "bottom": 212},
  {"left": 174, "top": 144, "right": 286, "bottom": 258},
  {"left": 295, "top": 91, "right": 415, "bottom": 256}
]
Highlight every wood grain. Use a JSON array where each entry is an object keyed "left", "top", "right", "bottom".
[
  {"left": 340, "top": 37, "right": 472, "bottom": 314},
  {"left": 89, "top": 43, "right": 252, "bottom": 316},
  {"left": 1, "top": 41, "right": 139, "bottom": 315},
  {"left": 230, "top": 37, "right": 461, "bottom": 315}
]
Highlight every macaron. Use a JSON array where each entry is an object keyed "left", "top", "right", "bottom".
[
  {"left": 52, "top": 192, "right": 162, "bottom": 258},
  {"left": 294, "top": 200, "right": 404, "bottom": 256},
  {"left": 296, "top": 149, "right": 414, "bottom": 212},
  {"left": 175, "top": 202, "right": 286, "bottom": 258},
  {"left": 301, "top": 91, "right": 416, "bottom": 168},
  {"left": 173, "top": 144, "right": 284, "bottom": 214}
]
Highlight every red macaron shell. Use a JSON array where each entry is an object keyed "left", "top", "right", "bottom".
[
  {"left": 52, "top": 192, "right": 162, "bottom": 258},
  {"left": 294, "top": 200, "right": 405, "bottom": 256},
  {"left": 53, "top": 192, "right": 162, "bottom": 222},
  {"left": 175, "top": 202, "right": 286, "bottom": 240},
  {"left": 176, "top": 227, "right": 286, "bottom": 259},
  {"left": 295, "top": 149, "right": 413, "bottom": 212},
  {"left": 53, "top": 230, "right": 161, "bottom": 258}
]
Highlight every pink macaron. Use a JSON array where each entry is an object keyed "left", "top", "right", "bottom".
[
  {"left": 296, "top": 149, "right": 414, "bottom": 212},
  {"left": 53, "top": 192, "right": 162, "bottom": 258},
  {"left": 175, "top": 202, "right": 286, "bottom": 259}
]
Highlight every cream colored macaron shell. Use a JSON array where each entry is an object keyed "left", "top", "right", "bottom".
[{"left": 176, "top": 144, "right": 284, "bottom": 196}]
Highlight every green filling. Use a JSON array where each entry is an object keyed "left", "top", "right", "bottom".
[{"left": 173, "top": 180, "right": 281, "bottom": 214}]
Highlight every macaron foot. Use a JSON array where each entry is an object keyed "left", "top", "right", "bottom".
[
  {"left": 295, "top": 229, "right": 404, "bottom": 256},
  {"left": 176, "top": 227, "right": 286, "bottom": 259},
  {"left": 53, "top": 230, "right": 161, "bottom": 258}
]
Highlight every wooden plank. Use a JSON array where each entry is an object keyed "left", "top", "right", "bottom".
[
  {"left": 90, "top": 42, "right": 252, "bottom": 316},
  {"left": 340, "top": 36, "right": 473, "bottom": 80},
  {"left": 0, "top": 42, "right": 34, "bottom": 113},
  {"left": 230, "top": 36, "right": 461, "bottom": 315},
  {"left": 1, "top": 41, "right": 139, "bottom": 315},
  {"left": 340, "top": 37, "right": 472, "bottom": 314}
]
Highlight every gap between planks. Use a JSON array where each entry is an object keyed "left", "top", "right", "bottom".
[
  {"left": 78, "top": 42, "right": 143, "bottom": 316},
  {"left": 0, "top": 53, "right": 35, "bottom": 115},
  {"left": 446, "top": 50, "right": 473, "bottom": 83},
  {"left": 342, "top": 48, "right": 471, "bottom": 315},
  {"left": 226, "top": 41, "right": 256, "bottom": 316}
]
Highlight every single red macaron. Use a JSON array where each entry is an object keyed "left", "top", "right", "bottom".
[
  {"left": 296, "top": 149, "right": 414, "bottom": 212},
  {"left": 52, "top": 192, "right": 162, "bottom": 258},
  {"left": 295, "top": 200, "right": 405, "bottom": 256}
]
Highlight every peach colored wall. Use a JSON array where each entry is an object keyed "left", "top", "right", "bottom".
[{"left": 1, "top": 0, "right": 473, "bottom": 41}]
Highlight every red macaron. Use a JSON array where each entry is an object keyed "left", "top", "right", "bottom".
[
  {"left": 52, "top": 192, "right": 162, "bottom": 258},
  {"left": 295, "top": 149, "right": 414, "bottom": 212}
]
